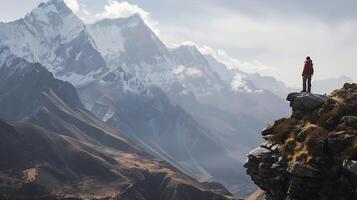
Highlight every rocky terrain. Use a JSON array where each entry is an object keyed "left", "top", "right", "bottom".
[{"left": 245, "top": 83, "right": 357, "bottom": 200}]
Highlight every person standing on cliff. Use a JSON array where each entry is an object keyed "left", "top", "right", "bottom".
[{"left": 302, "top": 56, "right": 314, "bottom": 93}]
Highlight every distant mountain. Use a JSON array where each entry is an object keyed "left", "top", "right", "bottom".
[
  {"left": 0, "top": 0, "right": 106, "bottom": 83},
  {"left": 88, "top": 14, "right": 289, "bottom": 127},
  {"left": 87, "top": 15, "right": 226, "bottom": 96},
  {"left": 0, "top": 0, "right": 292, "bottom": 197},
  {"left": 87, "top": 15, "right": 176, "bottom": 90},
  {"left": 77, "top": 69, "right": 252, "bottom": 195},
  {"left": 86, "top": 15, "right": 289, "bottom": 195},
  {"left": 0, "top": 48, "right": 234, "bottom": 199},
  {"left": 0, "top": 46, "right": 83, "bottom": 121},
  {"left": 313, "top": 75, "right": 354, "bottom": 94},
  {"left": 169, "top": 44, "right": 225, "bottom": 95},
  {"left": 204, "top": 54, "right": 292, "bottom": 98}
]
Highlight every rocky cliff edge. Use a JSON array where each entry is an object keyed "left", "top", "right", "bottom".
[{"left": 245, "top": 83, "right": 357, "bottom": 200}]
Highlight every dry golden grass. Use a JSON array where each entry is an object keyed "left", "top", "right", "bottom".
[
  {"left": 276, "top": 122, "right": 328, "bottom": 164},
  {"left": 270, "top": 118, "right": 299, "bottom": 144},
  {"left": 22, "top": 168, "right": 38, "bottom": 183}
]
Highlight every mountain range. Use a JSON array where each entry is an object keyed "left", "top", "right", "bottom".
[
  {"left": 0, "top": 47, "right": 235, "bottom": 199},
  {"left": 0, "top": 0, "right": 292, "bottom": 198}
]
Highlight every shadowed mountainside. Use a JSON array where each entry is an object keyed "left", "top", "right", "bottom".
[{"left": 0, "top": 52, "right": 235, "bottom": 199}]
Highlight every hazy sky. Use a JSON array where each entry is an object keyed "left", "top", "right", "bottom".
[{"left": 1, "top": 0, "right": 356, "bottom": 87}]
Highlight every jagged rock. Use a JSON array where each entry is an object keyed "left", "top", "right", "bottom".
[
  {"left": 343, "top": 160, "right": 357, "bottom": 176},
  {"left": 337, "top": 116, "right": 357, "bottom": 131},
  {"left": 245, "top": 146, "right": 287, "bottom": 200},
  {"left": 247, "top": 147, "right": 275, "bottom": 159},
  {"left": 287, "top": 162, "right": 319, "bottom": 178},
  {"left": 287, "top": 92, "right": 327, "bottom": 111},
  {"left": 245, "top": 84, "right": 357, "bottom": 200},
  {"left": 328, "top": 131, "right": 354, "bottom": 153}
]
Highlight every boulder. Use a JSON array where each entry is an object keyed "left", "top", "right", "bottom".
[
  {"left": 247, "top": 147, "right": 275, "bottom": 160},
  {"left": 286, "top": 92, "right": 327, "bottom": 111},
  {"left": 343, "top": 160, "right": 357, "bottom": 176}
]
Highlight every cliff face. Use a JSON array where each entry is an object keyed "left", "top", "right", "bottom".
[{"left": 245, "top": 83, "right": 357, "bottom": 200}]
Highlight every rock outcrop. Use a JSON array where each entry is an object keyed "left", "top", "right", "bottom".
[
  {"left": 245, "top": 83, "right": 357, "bottom": 200},
  {"left": 286, "top": 92, "right": 327, "bottom": 111}
]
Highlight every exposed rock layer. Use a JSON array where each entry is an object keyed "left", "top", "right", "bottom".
[{"left": 245, "top": 83, "right": 357, "bottom": 200}]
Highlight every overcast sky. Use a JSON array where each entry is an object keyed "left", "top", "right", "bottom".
[{"left": 1, "top": 0, "right": 357, "bottom": 87}]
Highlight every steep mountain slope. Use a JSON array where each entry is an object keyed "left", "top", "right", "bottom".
[
  {"left": 77, "top": 74, "right": 251, "bottom": 194},
  {"left": 169, "top": 45, "right": 225, "bottom": 95},
  {"left": 245, "top": 83, "right": 357, "bottom": 200},
  {"left": 0, "top": 2, "right": 252, "bottom": 196},
  {"left": 0, "top": 51, "right": 235, "bottom": 200},
  {"left": 86, "top": 13, "right": 288, "bottom": 196},
  {"left": 0, "top": 119, "right": 127, "bottom": 197},
  {"left": 0, "top": 119, "right": 234, "bottom": 200},
  {"left": 88, "top": 14, "right": 289, "bottom": 144},
  {"left": 88, "top": 14, "right": 260, "bottom": 195},
  {"left": 87, "top": 14, "right": 175, "bottom": 89},
  {"left": 0, "top": 46, "right": 82, "bottom": 121},
  {"left": 0, "top": 1, "right": 289, "bottom": 197},
  {"left": 0, "top": 0, "right": 105, "bottom": 80}
]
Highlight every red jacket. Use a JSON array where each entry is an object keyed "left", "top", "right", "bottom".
[{"left": 302, "top": 60, "right": 314, "bottom": 76}]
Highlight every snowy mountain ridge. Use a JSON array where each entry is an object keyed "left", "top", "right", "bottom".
[
  {"left": 88, "top": 15, "right": 242, "bottom": 96},
  {"left": 0, "top": 1, "right": 291, "bottom": 197},
  {"left": 0, "top": 0, "right": 289, "bottom": 98},
  {"left": 0, "top": 0, "right": 105, "bottom": 81},
  {"left": 87, "top": 14, "right": 287, "bottom": 97}
]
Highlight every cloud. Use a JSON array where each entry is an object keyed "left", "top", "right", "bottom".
[
  {"left": 159, "top": 9, "right": 357, "bottom": 87},
  {"left": 179, "top": 41, "right": 196, "bottom": 46},
  {"left": 173, "top": 65, "right": 203, "bottom": 77},
  {"left": 96, "top": 1, "right": 147, "bottom": 19},
  {"left": 170, "top": 41, "right": 273, "bottom": 74},
  {"left": 81, "top": 8, "right": 90, "bottom": 15},
  {"left": 64, "top": 0, "right": 79, "bottom": 13},
  {"left": 185, "top": 67, "right": 202, "bottom": 76},
  {"left": 62, "top": 0, "right": 357, "bottom": 87},
  {"left": 231, "top": 74, "right": 245, "bottom": 90},
  {"left": 95, "top": 0, "right": 159, "bottom": 34},
  {"left": 198, "top": 45, "right": 273, "bottom": 74},
  {"left": 231, "top": 74, "right": 263, "bottom": 93}
]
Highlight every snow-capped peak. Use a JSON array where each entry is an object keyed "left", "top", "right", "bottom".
[
  {"left": 88, "top": 13, "right": 172, "bottom": 74},
  {"left": 122, "top": 13, "right": 145, "bottom": 27},
  {"left": 24, "top": 0, "right": 86, "bottom": 44},
  {"left": 0, "top": 0, "right": 105, "bottom": 79},
  {"left": 86, "top": 14, "right": 147, "bottom": 61},
  {"left": 34, "top": 0, "right": 72, "bottom": 15},
  {"left": 92, "top": 13, "right": 144, "bottom": 28},
  {"left": 173, "top": 44, "right": 202, "bottom": 58}
]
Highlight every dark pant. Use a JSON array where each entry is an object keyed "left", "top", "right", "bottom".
[{"left": 303, "top": 75, "right": 312, "bottom": 92}]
